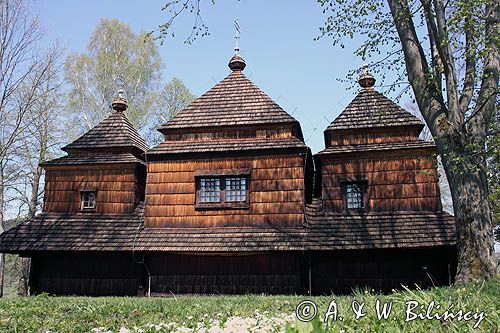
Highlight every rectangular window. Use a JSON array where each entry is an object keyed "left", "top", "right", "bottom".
[
  {"left": 225, "top": 177, "right": 247, "bottom": 202},
  {"left": 199, "top": 177, "right": 221, "bottom": 203},
  {"left": 80, "top": 190, "right": 96, "bottom": 210},
  {"left": 196, "top": 173, "right": 249, "bottom": 208},
  {"left": 343, "top": 182, "right": 367, "bottom": 210}
]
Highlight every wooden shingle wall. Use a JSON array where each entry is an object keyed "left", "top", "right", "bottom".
[
  {"left": 320, "top": 152, "right": 442, "bottom": 212},
  {"left": 146, "top": 252, "right": 304, "bottom": 295},
  {"left": 43, "top": 164, "right": 145, "bottom": 214},
  {"left": 30, "top": 252, "right": 144, "bottom": 296},
  {"left": 145, "top": 155, "right": 306, "bottom": 228},
  {"left": 327, "top": 128, "right": 421, "bottom": 147},
  {"left": 163, "top": 126, "right": 296, "bottom": 142}
]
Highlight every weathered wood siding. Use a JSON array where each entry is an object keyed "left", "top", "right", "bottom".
[
  {"left": 311, "top": 246, "right": 456, "bottom": 294},
  {"left": 145, "top": 155, "right": 306, "bottom": 227},
  {"left": 320, "top": 152, "right": 442, "bottom": 212},
  {"left": 327, "top": 128, "right": 421, "bottom": 146},
  {"left": 30, "top": 252, "right": 144, "bottom": 296},
  {"left": 43, "top": 164, "right": 145, "bottom": 214},
  {"left": 146, "top": 253, "right": 304, "bottom": 295},
  {"left": 163, "top": 126, "right": 297, "bottom": 141}
]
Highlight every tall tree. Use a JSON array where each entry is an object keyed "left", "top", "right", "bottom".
[
  {"left": 488, "top": 112, "right": 499, "bottom": 243},
  {"left": 0, "top": 0, "right": 59, "bottom": 297},
  {"left": 12, "top": 52, "right": 62, "bottom": 296},
  {"left": 156, "top": 0, "right": 499, "bottom": 283},
  {"left": 64, "top": 18, "right": 163, "bottom": 138},
  {"left": 147, "top": 77, "right": 196, "bottom": 145}
]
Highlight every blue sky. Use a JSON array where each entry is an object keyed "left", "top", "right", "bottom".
[{"left": 34, "top": 0, "right": 405, "bottom": 153}]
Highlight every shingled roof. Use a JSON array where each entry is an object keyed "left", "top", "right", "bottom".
[
  {"left": 0, "top": 200, "right": 455, "bottom": 253},
  {"left": 148, "top": 138, "right": 307, "bottom": 155},
  {"left": 159, "top": 54, "right": 300, "bottom": 132},
  {"left": 326, "top": 71, "right": 424, "bottom": 132},
  {"left": 0, "top": 211, "right": 143, "bottom": 252},
  {"left": 41, "top": 153, "right": 145, "bottom": 166},
  {"left": 62, "top": 111, "right": 148, "bottom": 153},
  {"left": 317, "top": 140, "right": 436, "bottom": 155},
  {"left": 303, "top": 199, "right": 455, "bottom": 250}
]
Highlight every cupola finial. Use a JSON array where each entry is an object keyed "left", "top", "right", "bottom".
[
  {"left": 228, "top": 19, "right": 246, "bottom": 71},
  {"left": 112, "top": 89, "right": 128, "bottom": 112},
  {"left": 234, "top": 18, "right": 240, "bottom": 55},
  {"left": 358, "top": 63, "right": 376, "bottom": 88}
]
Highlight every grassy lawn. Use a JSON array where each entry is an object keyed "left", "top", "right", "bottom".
[{"left": 0, "top": 279, "right": 498, "bottom": 333}]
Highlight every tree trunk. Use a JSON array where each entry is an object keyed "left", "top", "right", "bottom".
[
  {"left": 17, "top": 163, "right": 42, "bottom": 296},
  {"left": 437, "top": 136, "right": 496, "bottom": 283},
  {"left": 17, "top": 257, "right": 29, "bottom": 296},
  {"left": 0, "top": 167, "right": 4, "bottom": 298}
]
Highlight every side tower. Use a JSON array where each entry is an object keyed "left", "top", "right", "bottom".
[
  {"left": 0, "top": 93, "right": 148, "bottom": 296},
  {"left": 317, "top": 70, "right": 441, "bottom": 212},
  {"left": 309, "top": 69, "right": 456, "bottom": 294},
  {"left": 140, "top": 54, "right": 313, "bottom": 294},
  {"left": 42, "top": 93, "right": 147, "bottom": 214}
]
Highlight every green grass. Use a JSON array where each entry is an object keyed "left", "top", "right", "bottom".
[{"left": 0, "top": 279, "right": 498, "bottom": 332}]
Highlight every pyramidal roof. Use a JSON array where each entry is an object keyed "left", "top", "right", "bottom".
[
  {"left": 159, "top": 54, "right": 300, "bottom": 131},
  {"left": 63, "top": 110, "right": 148, "bottom": 153},
  {"left": 326, "top": 72, "right": 423, "bottom": 132}
]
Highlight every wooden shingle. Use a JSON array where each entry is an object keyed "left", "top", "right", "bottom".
[
  {"left": 148, "top": 138, "right": 307, "bottom": 155},
  {"left": 0, "top": 201, "right": 456, "bottom": 253},
  {"left": 62, "top": 111, "right": 148, "bottom": 153},
  {"left": 326, "top": 88, "right": 424, "bottom": 132},
  {"left": 317, "top": 140, "right": 436, "bottom": 155},
  {"left": 41, "top": 153, "right": 145, "bottom": 166},
  {"left": 159, "top": 70, "right": 300, "bottom": 132}
]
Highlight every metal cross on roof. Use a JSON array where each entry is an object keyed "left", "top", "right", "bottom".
[{"left": 234, "top": 18, "right": 240, "bottom": 55}]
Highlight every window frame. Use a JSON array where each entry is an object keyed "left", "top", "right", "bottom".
[
  {"left": 195, "top": 169, "right": 250, "bottom": 209},
  {"left": 341, "top": 180, "right": 368, "bottom": 211},
  {"left": 80, "top": 189, "right": 97, "bottom": 211}
]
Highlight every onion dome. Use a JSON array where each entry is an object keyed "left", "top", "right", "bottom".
[
  {"left": 112, "top": 89, "right": 128, "bottom": 112},
  {"left": 228, "top": 54, "right": 246, "bottom": 71},
  {"left": 358, "top": 64, "right": 376, "bottom": 88}
]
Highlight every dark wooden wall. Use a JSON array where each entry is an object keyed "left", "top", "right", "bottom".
[
  {"left": 326, "top": 127, "right": 421, "bottom": 147},
  {"left": 310, "top": 246, "right": 456, "bottom": 295},
  {"left": 145, "top": 155, "right": 306, "bottom": 228},
  {"left": 146, "top": 252, "right": 305, "bottom": 295},
  {"left": 163, "top": 125, "right": 299, "bottom": 141},
  {"left": 28, "top": 248, "right": 455, "bottom": 296},
  {"left": 319, "top": 151, "right": 442, "bottom": 212},
  {"left": 29, "top": 252, "right": 145, "bottom": 296},
  {"left": 43, "top": 164, "right": 145, "bottom": 214}
]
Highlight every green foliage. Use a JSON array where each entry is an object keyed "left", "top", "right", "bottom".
[
  {"left": 64, "top": 18, "right": 163, "bottom": 140},
  {"left": 316, "top": 0, "right": 404, "bottom": 90},
  {"left": 0, "top": 279, "right": 498, "bottom": 332}
]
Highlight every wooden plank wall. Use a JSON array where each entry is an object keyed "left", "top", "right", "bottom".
[
  {"left": 146, "top": 252, "right": 304, "bottom": 295},
  {"left": 145, "top": 155, "right": 305, "bottom": 228},
  {"left": 311, "top": 246, "right": 456, "bottom": 294},
  {"left": 327, "top": 129, "right": 420, "bottom": 146},
  {"left": 30, "top": 252, "right": 144, "bottom": 296},
  {"left": 43, "top": 165, "right": 142, "bottom": 214},
  {"left": 164, "top": 127, "right": 294, "bottom": 141},
  {"left": 321, "top": 153, "right": 442, "bottom": 212}
]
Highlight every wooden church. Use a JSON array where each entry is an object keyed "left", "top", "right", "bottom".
[{"left": 0, "top": 52, "right": 456, "bottom": 296}]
